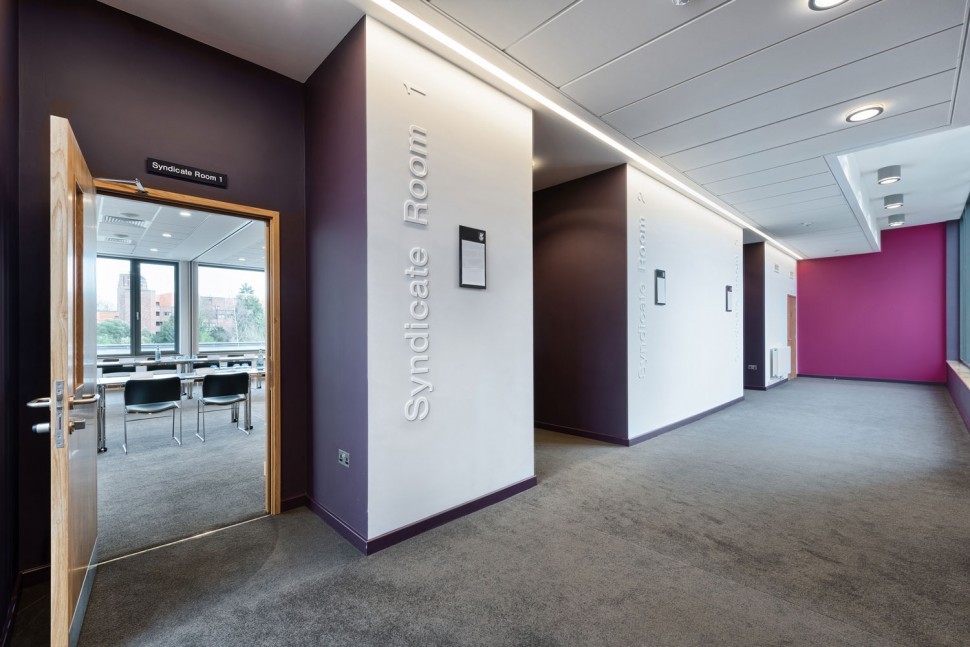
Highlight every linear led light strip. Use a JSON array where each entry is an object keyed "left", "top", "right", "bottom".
[{"left": 370, "top": 0, "right": 805, "bottom": 261}]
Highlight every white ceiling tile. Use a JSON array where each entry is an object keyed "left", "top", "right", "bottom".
[
  {"left": 431, "top": 0, "right": 576, "bottom": 49},
  {"left": 742, "top": 195, "right": 850, "bottom": 219},
  {"left": 703, "top": 158, "right": 832, "bottom": 195},
  {"left": 506, "top": 0, "right": 731, "bottom": 88},
  {"left": 664, "top": 71, "right": 956, "bottom": 171},
  {"left": 719, "top": 173, "right": 835, "bottom": 205},
  {"left": 685, "top": 103, "right": 952, "bottom": 185},
  {"left": 637, "top": 29, "right": 963, "bottom": 156},
  {"left": 602, "top": 2, "right": 965, "bottom": 135},
  {"left": 559, "top": 0, "right": 883, "bottom": 115},
  {"left": 729, "top": 185, "right": 845, "bottom": 213},
  {"left": 747, "top": 205, "right": 856, "bottom": 228}
]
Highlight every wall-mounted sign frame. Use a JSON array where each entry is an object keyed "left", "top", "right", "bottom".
[
  {"left": 725, "top": 285, "right": 733, "bottom": 312},
  {"left": 459, "top": 225, "right": 486, "bottom": 289},
  {"left": 146, "top": 157, "right": 228, "bottom": 189},
  {"left": 655, "top": 269, "right": 666, "bottom": 305}
]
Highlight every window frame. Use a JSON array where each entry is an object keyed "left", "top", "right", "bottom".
[
  {"left": 196, "top": 262, "right": 267, "bottom": 354},
  {"left": 97, "top": 255, "right": 180, "bottom": 357}
]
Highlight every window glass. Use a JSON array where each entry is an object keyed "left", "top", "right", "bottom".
[
  {"left": 96, "top": 257, "right": 133, "bottom": 355},
  {"left": 198, "top": 266, "right": 267, "bottom": 353},
  {"left": 96, "top": 257, "right": 179, "bottom": 355},
  {"left": 139, "top": 262, "right": 178, "bottom": 354},
  {"left": 961, "top": 207, "right": 970, "bottom": 364}
]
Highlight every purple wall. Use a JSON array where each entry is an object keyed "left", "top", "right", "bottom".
[
  {"left": 533, "top": 166, "right": 629, "bottom": 442},
  {"left": 743, "top": 243, "right": 766, "bottom": 389},
  {"left": 798, "top": 224, "right": 946, "bottom": 383},
  {"left": 17, "top": 0, "right": 308, "bottom": 571},
  {"left": 0, "top": 0, "right": 18, "bottom": 626},
  {"left": 304, "top": 21, "right": 369, "bottom": 537}
]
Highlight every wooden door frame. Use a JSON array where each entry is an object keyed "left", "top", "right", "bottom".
[{"left": 93, "top": 180, "right": 282, "bottom": 514}]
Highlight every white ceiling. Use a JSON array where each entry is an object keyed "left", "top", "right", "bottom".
[
  {"left": 99, "top": 0, "right": 970, "bottom": 259},
  {"left": 96, "top": 194, "right": 267, "bottom": 270}
]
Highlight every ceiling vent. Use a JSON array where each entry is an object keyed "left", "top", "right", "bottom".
[
  {"left": 101, "top": 214, "right": 147, "bottom": 228},
  {"left": 101, "top": 236, "right": 135, "bottom": 244}
]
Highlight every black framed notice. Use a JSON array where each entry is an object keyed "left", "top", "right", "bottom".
[
  {"left": 655, "top": 269, "right": 666, "bottom": 305},
  {"left": 725, "top": 285, "right": 733, "bottom": 312},
  {"left": 459, "top": 226, "right": 486, "bottom": 289}
]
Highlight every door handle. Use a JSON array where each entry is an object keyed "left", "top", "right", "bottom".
[
  {"left": 70, "top": 393, "right": 100, "bottom": 407},
  {"left": 26, "top": 397, "right": 51, "bottom": 409},
  {"left": 32, "top": 422, "right": 50, "bottom": 435},
  {"left": 69, "top": 418, "right": 85, "bottom": 434}
]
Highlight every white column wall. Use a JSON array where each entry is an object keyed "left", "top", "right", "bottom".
[
  {"left": 764, "top": 245, "right": 798, "bottom": 385},
  {"left": 364, "top": 19, "right": 534, "bottom": 538},
  {"left": 627, "top": 166, "right": 743, "bottom": 439}
]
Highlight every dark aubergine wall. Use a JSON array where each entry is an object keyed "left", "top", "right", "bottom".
[
  {"left": 533, "top": 166, "right": 628, "bottom": 441},
  {"left": 305, "top": 21, "right": 368, "bottom": 536},
  {"left": 743, "top": 243, "right": 766, "bottom": 389},
  {"left": 18, "top": 0, "right": 308, "bottom": 571},
  {"left": 1, "top": 0, "right": 18, "bottom": 623}
]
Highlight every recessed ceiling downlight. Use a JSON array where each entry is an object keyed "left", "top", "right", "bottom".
[
  {"left": 149, "top": 248, "right": 159, "bottom": 252},
  {"left": 884, "top": 194, "right": 904, "bottom": 209},
  {"left": 888, "top": 214, "right": 905, "bottom": 228},
  {"left": 846, "top": 106, "right": 883, "bottom": 123},
  {"left": 162, "top": 232, "right": 173, "bottom": 238},
  {"left": 809, "top": 0, "right": 849, "bottom": 10},
  {"left": 179, "top": 210, "right": 192, "bottom": 217}
]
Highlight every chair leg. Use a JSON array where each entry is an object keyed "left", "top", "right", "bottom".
[
  {"left": 196, "top": 400, "right": 205, "bottom": 443},
  {"left": 123, "top": 414, "right": 128, "bottom": 455},
  {"left": 172, "top": 407, "right": 182, "bottom": 446}
]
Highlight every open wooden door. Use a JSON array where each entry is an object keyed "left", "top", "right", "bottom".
[{"left": 49, "top": 116, "right": 99, "bottom": 646}]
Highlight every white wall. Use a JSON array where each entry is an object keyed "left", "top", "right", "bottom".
[
  {"left": 764, "top": 245, "right": 797, "bottom": 384},
  {"left": 627, "top": 166, "right": 743, "bottom": 439},
  {"left": 364, "top": 19, "right": 534, "bottom": 538}
]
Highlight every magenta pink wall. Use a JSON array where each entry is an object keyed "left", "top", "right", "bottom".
[{"left": 798, "top": 223, "right": 946, "bottom": 383}]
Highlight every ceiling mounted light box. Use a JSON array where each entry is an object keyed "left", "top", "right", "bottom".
[{"left": 877, "top": 165, "right": 901, "bottom": 185}]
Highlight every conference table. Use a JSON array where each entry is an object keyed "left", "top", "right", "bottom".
[
  {"left": 96, "top": 367, "right": 265, "bottom": 453},
  {"left": 98, "top": 353, "right": 262, "bottom": 374}
]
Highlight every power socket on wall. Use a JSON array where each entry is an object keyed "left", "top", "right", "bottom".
[
  {"left": 338, "top": 449, "right": 350, "bottom": 468},
  {"left": 748, "top": 365, "right": 758, "bottom": 371}
]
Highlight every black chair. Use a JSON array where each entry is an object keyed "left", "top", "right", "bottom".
[
  {"left": 196, "top": 372, "right": 250, "bottom": 442},
  {"left": 123, "top": 376, "right": 182, "bottom": 454},
  {"left": 227, "top": 354, "right": 260, "bottom": 388},
  {"left": 101, "top": 359, "right": 132, "bottom": 376},
  {"left": 192, "top": 355, "right": 218, "bottom": 370}
]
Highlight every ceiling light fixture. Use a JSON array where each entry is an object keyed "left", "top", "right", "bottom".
[
  {"left": 179, "top": 210, "right": 192, "bottom": 217},
  {"left": 238, "top": 257, "right": 246, "bottom": 261},
  {"left": 877, "top": 165, "right": 901, "bottom": 185},
  {"left": 808, "top": 0, "right": 849, "bottom": 10},
  {"left": 846, "top": 106, "right": 883, "bottom": 123},
  {"left": 888, "top": 214, "right": 905, "bottom": 228},
  {"left": 367, "top": 0, "right": 805, "bottom": 261},
  {"left": 149, "top": 248, "right": 159, "bottom": 252},
  {"left": 162, "top": 232, "right": 173, "bottom": 238},
  {"left": 883, "top": 194, "right": 904, "bottom": 209}
]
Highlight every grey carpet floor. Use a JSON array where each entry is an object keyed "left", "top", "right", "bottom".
[
  {"left": 13, "top": 379, "right": 970, "bottom": 646},
  {"left": 96, "top": 384, "right": 267, "bottom": 560}
]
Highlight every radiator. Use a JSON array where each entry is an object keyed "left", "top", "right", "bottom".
[{"left": 770, "top": 347, "right": 791, "bottom": 379}]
